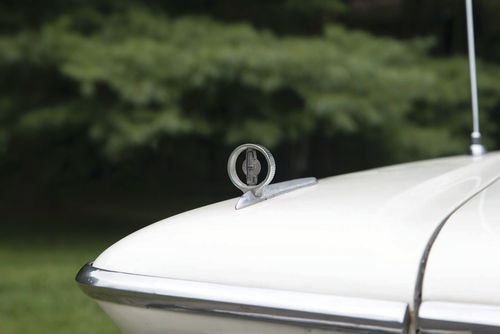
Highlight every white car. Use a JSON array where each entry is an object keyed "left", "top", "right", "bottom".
[
  {"left": 76, "top": 146, "right": 500, "bottom": 334},
  {"left": 76, "top": 2, "right": 499, "bottom": 332}
]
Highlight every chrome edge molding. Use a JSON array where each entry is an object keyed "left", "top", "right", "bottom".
[
  {"left": 77, "top": 262, "right": 409, "bottom": 334},
  {"left": 419, "top": 301, "right": 500, "bottom": 334}
]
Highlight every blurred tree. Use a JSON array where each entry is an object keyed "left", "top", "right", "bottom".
[
  {"left": 1, "top": 8, "right": 499, "bottom": 163},
  {"left": 1, "top": 1, "right": 500, "bottom": 226},
  {"left": 0, "top": 0, "right": 345, "bottom": 35},
  {"left": 344, "top": 0, "right": 500, "bottom": 62}
]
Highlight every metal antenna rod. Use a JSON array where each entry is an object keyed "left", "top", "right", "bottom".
[{"left": 466, "top": 0, "right": 486, "bottom": 156}]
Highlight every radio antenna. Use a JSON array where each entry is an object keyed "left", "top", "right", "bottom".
[{"left": 466, "top": 0, "right": 486, "bottom": 156}]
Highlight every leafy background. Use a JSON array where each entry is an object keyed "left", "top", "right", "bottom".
[{"left": 1, "top": 0, "right": 500, "bottom": 332}]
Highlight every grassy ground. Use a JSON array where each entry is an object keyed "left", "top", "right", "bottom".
[
  {"left": 0, "top": 236, "right": 121, "bottom": 333},
  {"left": 0, "top": 187, "right": 227, "bottom": 333}
]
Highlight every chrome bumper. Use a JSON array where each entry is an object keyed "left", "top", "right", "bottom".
[
  {"left": 76, "top": 262, "right": 410, "bottom": 334},
  {"left": 418, "top": 301, "right": 500, "bottom": 334}
]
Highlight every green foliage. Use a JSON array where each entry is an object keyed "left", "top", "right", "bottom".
[
  {"left": 1, "top": 8, "right": 500, "bottom": 161},
  {"left": 0, "top": 239, "right": 119, "bottom": 333}
]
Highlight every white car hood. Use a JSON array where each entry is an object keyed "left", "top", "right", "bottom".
[
  {"left": 94, "top": 153, "right": 500, "bottom": 307},
  {"left": 423, "top": 176, "right": 500, "bottom": 305}
]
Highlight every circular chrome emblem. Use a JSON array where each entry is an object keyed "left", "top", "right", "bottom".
[{"left": 227, "top": 143, "right": 276, "bottom": 196}]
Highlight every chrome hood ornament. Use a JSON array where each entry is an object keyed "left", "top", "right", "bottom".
[
  {"left": 227, "top": 144, "right": 276, "bottom": 197},
  {"left": 228, "top": 143, "right": 317, "bottom": 209}
]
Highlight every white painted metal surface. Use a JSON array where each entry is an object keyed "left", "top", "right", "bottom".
[
  {"left": 94, "top": 153, "right": 500, "bottom": 309},
  {"left": 422, "top": 178, "right": 500, "bottom": 305}
]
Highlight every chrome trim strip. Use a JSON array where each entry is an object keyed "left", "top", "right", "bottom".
[
  {"left": 419, "top": 301, "right": 500, "bottom": 334},
  {"left": 77, "top": 262, "right": 409, "bottom": 333}
]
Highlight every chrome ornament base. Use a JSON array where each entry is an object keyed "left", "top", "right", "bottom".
[
  {"left": 236, "top": 177, "right": 318, "bottom": 209},
  {"left": 227, "top": 144, "right": 318, "bottom": 209}
]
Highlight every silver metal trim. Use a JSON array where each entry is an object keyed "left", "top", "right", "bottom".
[
  {"left": 235, "top": 177, "right": 318, "bottom": 209},
  {"left": 77, "top": 262, "right": 410, "bottom": 333},
  {"left": 419, "top": 301, "right": 500, "bottom": 334}
]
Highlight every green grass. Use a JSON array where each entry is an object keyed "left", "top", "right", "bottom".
[{"left": 0, "top": 237, "right": 121, "bottom": 334}]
